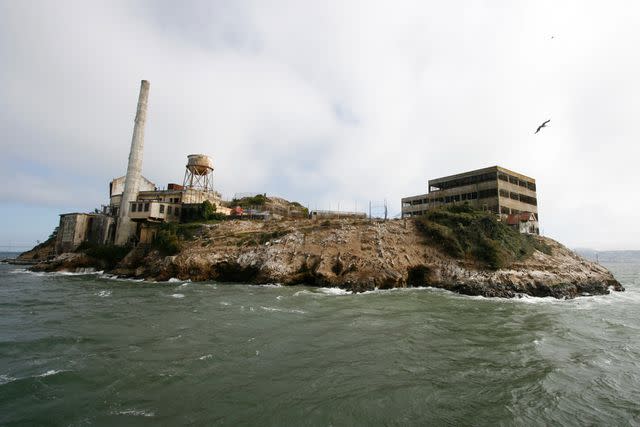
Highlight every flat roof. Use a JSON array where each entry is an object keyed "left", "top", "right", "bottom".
[{"left": 429, "top": 165, "right": 535, "bottom": 186}]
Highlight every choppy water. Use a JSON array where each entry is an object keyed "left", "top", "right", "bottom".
[{"left": 1, "top": 253, "right": 639, "bottom": 426}]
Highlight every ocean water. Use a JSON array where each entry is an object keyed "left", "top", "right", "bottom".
[{"left": 1, "top": 253, "right": 639, "bottom": 426}]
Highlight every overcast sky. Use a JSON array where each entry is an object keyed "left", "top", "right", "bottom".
[{"left": 1, "top": 0, "right": 639, "bottom": 251}]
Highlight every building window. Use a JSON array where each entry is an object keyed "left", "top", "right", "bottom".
[
  {"left": 138, "top": 203, "right": 143, "bottom": 211},
  {"left": 131, "top": 203, "right": 137, "bottom": 212},
  {"left": 175, "top": 207, "right": 180, "bottom": 217},
  {"left": 160, "top": 204, "right": 165, "bottom": 213},
  {"left": 477, "top": 189, "right": 498, "bottom": 199},
  {"left": 144, "top": 203, "right": 149, "bottom": 212},
  {"left": 168, "top": 206, "right": 173, "bottom": 215}
]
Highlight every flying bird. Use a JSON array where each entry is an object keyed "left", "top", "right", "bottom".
[{"left": 535, "top": 119, "right": 550, "bottom": 134}]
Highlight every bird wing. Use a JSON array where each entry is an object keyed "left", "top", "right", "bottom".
[{"left": 543, "top": 119, "right": 551, "bottom": 126}]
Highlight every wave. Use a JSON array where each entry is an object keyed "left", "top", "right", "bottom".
[
  {"left": 0, "top": 369, "right": 66, "bottom": 385},
  {"left": 98, "top": 274, "right": 145, "bottom": 283},
  {"left": 260, "top": 306, "right": 306, "bottom": 314},
  {"left": 0, "top": 374, "right": 16, "bottom": 385},
  {"left": 37, "top": 369, "right": 64, "bottom": 377},
  {"left": 111, "top": 409, "right": 155, "bottom": 417},
  {"left": 170, "top": 293, "right": 185, "bottom": 299},
  {"left": 8, "top": 268, "right": 104, "bottom": 277}
]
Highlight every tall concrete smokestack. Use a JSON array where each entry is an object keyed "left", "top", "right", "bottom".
[{"left": 115, "top": 80, "right": 150, "bottom": 245}]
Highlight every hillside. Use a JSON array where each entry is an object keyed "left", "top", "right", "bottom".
[{"left": 31, "top": 206, "right": 623, "bottom": 298}]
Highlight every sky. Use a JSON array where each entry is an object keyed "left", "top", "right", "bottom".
[{"left": 1, "top": 0, "right": 639, "bottom": 251}]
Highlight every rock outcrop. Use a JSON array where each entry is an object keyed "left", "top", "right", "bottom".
[{"left": 31, "top": 218, "right": 624, "bottom": 299}]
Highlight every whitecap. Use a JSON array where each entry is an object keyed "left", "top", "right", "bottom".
[
  {"left": 98, "top": 274, "right": 145, "bottom": 283},
  {"left": 97, "top": 290, "right": 112, "bottom": 297},
  {"left": 54, "top": 269, "right": 103, "bottom": 276},
  {"left": 260, "top": 306, "right": 306, "bottom": 314},
  {"left": 0, "top": 374, "right": 16, "bottom": 385},
  {"left": 37, "top": 369, "right": 63, "bottom": 377},
  {"left": 112, "top": 409, "right": 155, "bottom": 417},
  {"left": 293, "top": 290, "right": 315, "bottom": 297},
  {"left": 198, "top": 354, "right": 213, "bottom": 360},
  {"left": 170, "top": 293, "right": 185, "bottom": 299},
  {"left": 317, "top": 287, "right": 351, "bottom": 296}
]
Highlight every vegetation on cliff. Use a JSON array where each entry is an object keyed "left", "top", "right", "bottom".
[{"left": 415, "top": 204, "right": 551, "bottom": 269}]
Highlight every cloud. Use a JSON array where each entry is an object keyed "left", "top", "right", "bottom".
[{"left": 0, "top": 0, "right": 639, "bottom": 249}]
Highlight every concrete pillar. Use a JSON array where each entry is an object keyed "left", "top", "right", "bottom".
[{"left": 115, "top": 80, "right": 150, "bottom": 245}]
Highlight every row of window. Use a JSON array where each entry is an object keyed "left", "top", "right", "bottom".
[
  {"left": 497, "top": 173, "right": 536, "bottom": 191},
  {"left": 500, "top": 207, "right": 533, "bottom": 215},
  {"left": 430, "top": 171, "right": 536, "bottom": 192},
  {"left": 131, "top": 202, "right": 181, "bottom": 217},
  {"left": 498, "top": 190, "right": 537, "bottom": 206},
  {"left": 404, "top": 186, "right": 539, "bottom": 209},
  {"left": 131, "top": 202, "right": 150, "bottom": 213},
  {"left": 158, "top": 204, "right": 180, "bottom": 216},
  {"left": 430, "top": 172, "right": 497, "bottom": 190}
]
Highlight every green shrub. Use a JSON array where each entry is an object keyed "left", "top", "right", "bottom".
[
  {"left": 231, "top": 194, "right": 267, "bottom": 208},
  {"left": 182, "top": 201, "right": 227, "bottom": 223},
  {"left": 152, "top": 229, "right": 182, "bottom": 255},
  {"left": 415, "top": 205, "right": 548, "bottom": 269}
]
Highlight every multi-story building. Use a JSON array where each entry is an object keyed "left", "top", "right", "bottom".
[{"left": 401, "top": 166, "right": 539, "bottom": 232}]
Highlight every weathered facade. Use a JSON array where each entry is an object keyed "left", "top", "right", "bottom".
[
  {"left": 55, "top": 213, "right": 116, "bottom": 254},
  {"left": 401, "top": 166, "right": 539, "bottom": 232}
]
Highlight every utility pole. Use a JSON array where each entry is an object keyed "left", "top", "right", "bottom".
[{"left": 384, "top": 199, "right": 388, "bottom": 221}]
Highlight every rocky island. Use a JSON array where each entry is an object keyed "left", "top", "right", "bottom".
[{"left": 21, "top": 205, "right": 623, "bottom": 299}]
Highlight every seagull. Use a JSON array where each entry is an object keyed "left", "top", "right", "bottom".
[{"left": 535, "top": 119, "right": 550, "bottom": 134}]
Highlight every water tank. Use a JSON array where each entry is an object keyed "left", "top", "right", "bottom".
[{"left": 186, "top": 154, "right": 213, "bottom": 175}]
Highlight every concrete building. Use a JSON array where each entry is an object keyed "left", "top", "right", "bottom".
[
  {"left": 108, "top": 175, "right": 156, "bottom": 217},
  {"left": 56, "top": 213, "right": 115, "bottom": 253},
  {"left": 54, "top": 80, "right": 231, "bottom": 253},
  {"left": 401, "top": 166, "right": 539, "bottom": 232}
]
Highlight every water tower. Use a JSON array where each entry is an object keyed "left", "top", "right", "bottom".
[{"left": 183, "top": 154, "right": 215, "bottom": 192}]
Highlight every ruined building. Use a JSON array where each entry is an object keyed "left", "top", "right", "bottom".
[
  {"left": 55, "top": 80, "right": 229, "bottom": 254},
  {"left": 401, "top": 166, "right": 539, "bottom": 234}
]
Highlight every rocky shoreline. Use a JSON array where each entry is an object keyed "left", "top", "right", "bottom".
[{"left": 25, "top": 218, "right": 624, "bottom": 299}]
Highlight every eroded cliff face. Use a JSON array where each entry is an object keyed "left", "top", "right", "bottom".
[{"left": 32, "top": 218, "right": 623, "bottom": 299}]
